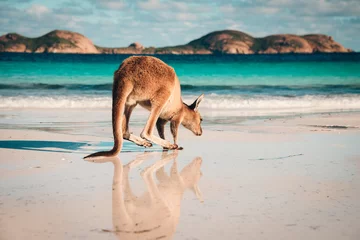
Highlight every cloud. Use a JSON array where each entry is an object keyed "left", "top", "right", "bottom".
[
  {"left": 26, "top": 4, "right": 50, "bottom": 18},
  {"left": 98, "top": 1, "right": 125, "bottom": 10},
  {"left": 0, "top": 3, "right": 89, "bottom": 38},
  {"left": 87, "top": 0, "right": 126, "bottom": 10},
  {"left": 53, "top": 6, "right": 93, "bottom": 16},
  {"left": 137, "top": 0, "right": 192, "bottom": 11},
  {"left": 138, "top": 0, "right": 166, "bottom": 10},
  {"left": 258, "top": 0, "right": 360, "bottom": 17},
  {"left": 220, "top": 5, "right": 235, "bottom": 14},
  {"left": 0, "top": 0, "right": 33, "bottom": 2},
  {"left": 0, "top": 0, "right": 359, "bottom": 50},
  {"left": 171, "top": 2, "right": 188, "bottom": 11},
  {"left": 175, "top": 13, "right": 197, "bottom": 21}
]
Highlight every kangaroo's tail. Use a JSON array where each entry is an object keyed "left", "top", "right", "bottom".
[{"left": 84, "top": 79, "right": 130, "bottom": 159}]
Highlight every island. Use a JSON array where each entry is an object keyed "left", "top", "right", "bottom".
[{"left": 0, "top": 29, "right": 353, "bottom": 54}]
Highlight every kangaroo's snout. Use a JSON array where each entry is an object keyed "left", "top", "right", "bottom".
[{"left": 196, "top": 127, "right": 202, "bottom": 136}]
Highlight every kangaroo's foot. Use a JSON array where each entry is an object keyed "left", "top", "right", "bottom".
[
  {"left": 163, "top": 145, "right": 183, "bottom": 150},
  {"left": 137, "top": 140, "right": 152, "bottom": 148},
  {"left": 163, "top": 143, "right": 178, "bottom": 150},
  {"left": 125, "top": 133, "right": 153, "bottom": 148},
  {"left": 141, "top": 133, "right": 177, "bottom": 149}
]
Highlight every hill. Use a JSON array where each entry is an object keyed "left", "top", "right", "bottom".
[
  {"left": 0, "top": 29, "right": 353, "bottom": 54},
  {"left": 0, "top": 30, "right": 99, "bottom": 53}
]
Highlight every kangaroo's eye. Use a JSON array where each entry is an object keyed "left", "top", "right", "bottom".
[{"left": 200, "top": 118, "right": 203, "bottom": 122}]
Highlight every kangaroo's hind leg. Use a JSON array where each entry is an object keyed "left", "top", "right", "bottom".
[{"left": 123, "top": 103, "right": 152, "bottom": 148}]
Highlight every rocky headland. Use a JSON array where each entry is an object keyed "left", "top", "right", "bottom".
[{"left": 0, "top": 29, "right": 353, "bottom": 54}]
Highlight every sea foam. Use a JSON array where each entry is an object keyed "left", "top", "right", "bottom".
[{"left": 1, "top": 95, "right": 360, "bottom": 116}]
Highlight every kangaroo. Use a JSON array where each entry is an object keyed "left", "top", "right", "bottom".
[
  {"left": 107, "top": 151, "right": 203, "bottom": 240},
  {"left": 84, "top": 56, "right": 204, "bottom": 159}
]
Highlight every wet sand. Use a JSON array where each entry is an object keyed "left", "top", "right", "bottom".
[{"left": 0, "top": 110, "right": 360, "bottom": 240}]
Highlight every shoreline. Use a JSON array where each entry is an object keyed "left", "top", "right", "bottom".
[
  {"left": 1, "top": 52, "right": 359, "bottom": 60},
  {"left": 1, "top": 52, "right": 359, "bottom": 55},
  {"left": 1, "top": 108, "right": 359, "bottom": 134}
]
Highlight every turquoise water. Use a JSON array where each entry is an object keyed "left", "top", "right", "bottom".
[
  {"left": 1, "top": 53, "right": 360, "bottom": 116},
  {"left": 1, "top": 58, "right": 360, "bottom": 85}
]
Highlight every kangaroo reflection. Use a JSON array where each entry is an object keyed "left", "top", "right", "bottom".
[{"left": 98, "top": 151, "right": 203, "bottom": 239}]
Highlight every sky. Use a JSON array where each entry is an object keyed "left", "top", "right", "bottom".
[{"left": 0, "top": 0, "right": 359, "bottom": 50}]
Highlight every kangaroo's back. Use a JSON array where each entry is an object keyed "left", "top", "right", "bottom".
[{"left": 114, "top": 56, "right": 178, "bottom": 102}]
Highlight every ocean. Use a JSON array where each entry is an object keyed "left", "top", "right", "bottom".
[{"left": 1, "top": 53, "right": 360, "bottom": 118}]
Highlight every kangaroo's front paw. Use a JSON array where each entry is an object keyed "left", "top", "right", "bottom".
[
  {"left": 177, "top": 146, "right": 184, "bottom": 150},
  {"left": 163, "top": 143, "right": 177, "bottom": 150}
]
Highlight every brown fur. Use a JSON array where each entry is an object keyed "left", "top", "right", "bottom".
[{"left": 84, "top": 56, "right": 204, "bottom": 159}]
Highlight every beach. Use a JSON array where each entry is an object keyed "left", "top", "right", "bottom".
[
  {"left": 1, "top": 53, "right": 360, "bottom": 239},
  {"left": 1, "top": 108, "right": 359, "bottom": 240}
]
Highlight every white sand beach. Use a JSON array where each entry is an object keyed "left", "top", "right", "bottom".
[{"left": 0, "top": 109, "right": 360, "bottom": 240}]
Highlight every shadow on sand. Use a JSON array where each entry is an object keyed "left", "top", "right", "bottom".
[
  {"left": 0, "top": 140, "right": 90, "bottom": 153},
  {"left": 86, "top": 151, "right": 203, "bottom": 240},
  {"left": 0, "top": 140, "right": 166, "bottom": 154}
]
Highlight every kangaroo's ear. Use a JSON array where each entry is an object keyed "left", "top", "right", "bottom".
[{"left": 190, "top": 94, "right": 204, "bottom": 111}]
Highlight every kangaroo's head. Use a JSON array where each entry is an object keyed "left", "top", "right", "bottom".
[{"left": 182, "top": 94, "right": 204, "bottom": 136}]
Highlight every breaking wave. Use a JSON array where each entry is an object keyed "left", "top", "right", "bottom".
[{"left": 1, "top": 95, "right": 360, "bottom": 116}]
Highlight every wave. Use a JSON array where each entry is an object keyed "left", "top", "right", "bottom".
[
  {"left": 0, "top": 96, "right": 111, "bottom": 108},
  {"left": 0, "top": 83, "right": 112, "bottom": 91},
  {"left": 1, "top": 95, "right": 360, "bottom": 116},
  {"left": 199, "top": 94, "right": 360, "bottom": 110},
  {"left": 1, "top": 83, "right": 360, "bottom": 95}
]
